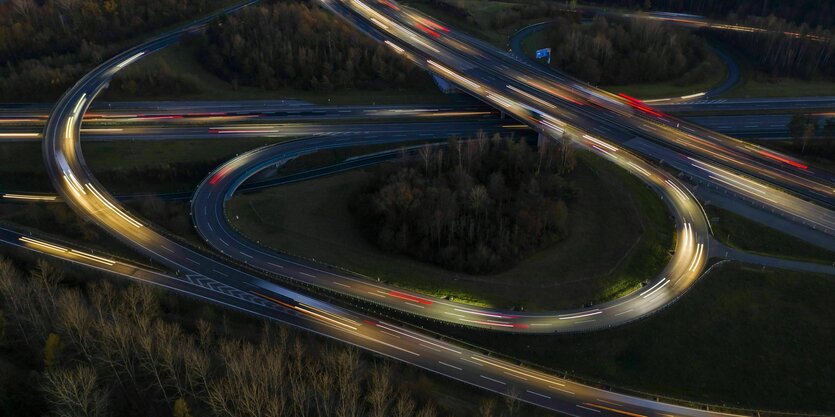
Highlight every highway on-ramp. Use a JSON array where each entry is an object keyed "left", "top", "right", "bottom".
[
  {"left": 327, "top": 0, "right": 835, "bottom": 234},
  {"left": 33, "top": 1, "right": 740, "bottom": 417},
  {"left": 29, "top": 0, "right": 833, "bottom": 416},
  {"left": 191, "top": 132, "right": 710, "bottom": 334}
]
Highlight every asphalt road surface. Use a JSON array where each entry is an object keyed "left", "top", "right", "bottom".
[
  {"left": 191, "top": 133, "right": 709, "bottom": 334},
  {"left": 329, "top": 0, "right": 835, "bottom": 233},
  {"left": 32, "top": 1, "right": 746, "bottom": 416},
  {"left": 18, "top": 1, "right": 833, "bottom": 416}
]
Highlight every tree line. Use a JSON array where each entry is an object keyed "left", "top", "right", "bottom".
[
  {"left": 0, "top": 0, "right": 228, "bottom": 101},
  {"left": 708, "top": 15, "right": 835, "bottom": 79},
  {"left": 580, "top": 0, "right": 835, "bottom": 29},
  {"left": 542, "top": 15, "right": 715, "bottom": 86},
  {"left": 352, "top": 133, "right": 577, "bottom": 274},
  {"left": 412, "top": 0, "right": 572, "bottom": 31},
  {"left": 196, "top": 0, "right": 423, "bottom": 92},
  {"left": 0, "top": 257, "right": 537, "bottom": 417}
]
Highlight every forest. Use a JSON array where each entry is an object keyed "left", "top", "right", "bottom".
[
  {"left": 541, "top": 15, "right": 715, "bottom": 85},
  {"left": 352, "top": 134, "right": 577, "bottom": 274},
  {"left": 0, "top": 256, "right": 534, "bottom": 417},
  {"left": 197, "top": 0, "right": 423, "bottom": 91},
  {"left": 0, "top": 0, "right": 228, "bottom": 101}
]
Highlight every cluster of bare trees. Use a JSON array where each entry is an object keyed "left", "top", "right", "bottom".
[
  {"left": 0, "top": 0, "right": 227, "bottom": 101},
  {"left": 0, "top": 257, "right": 533, "bottom": 417},
  {"left": 543, "top": 15, "right": 715, "bottom": 86},
  {"left": 788, "top": 114, "right": 835, "bottom": 159},
  {"left": 197, "top": 0, "right": 423, "bottom": 92},
  {"left": 352, "top": 134, "right": 576, "bottom": 274}
]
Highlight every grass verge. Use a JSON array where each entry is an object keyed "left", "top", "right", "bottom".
[
  {"left": 720, "top": 42, "right": 835, "bottom": 99},
  {"left": 723, "top": 75, "right": 835, "bottom": 99},
  {"left": 417, "top": 263, "right": 835, "bottom": 413},
  {"left": 705, "top": 204, "right": 835, "bottom": 263}
]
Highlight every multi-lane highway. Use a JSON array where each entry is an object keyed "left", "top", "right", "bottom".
[
  {"left": 0, "top": 113, "right": 804, "bottom": 142},
  {"left": 31, "top": 1, "right": 744, "bottom": 416},
  {"left": 15, "top": 0, "right": 832, "bottom": 416},
  {"left": 191, "top": 132, "right": 709, "bottom": 333},
  {"left": 330, "top": 0, "right": 835, "bottom": 230},
  {"left": 2, "top": 120, "right": 514, "bottom": 142}
]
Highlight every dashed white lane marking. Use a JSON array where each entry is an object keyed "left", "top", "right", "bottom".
[
  {"left": 438, "top": 361, "right": 462, "bottom": 371},
  {"left": 480, "top": 375, "right": 506, "bottom": 385},
  {"left": 527, "top": 390, "right": 551, "bottom": 399},
  {"left": 379, "top": 330, "right": 400, "bottom": 339},
  {"left": 420, "top": 344, "right": 441, "bottom": 353},
  {"left": 577, "top": 404, "right": 601, "bottom": 413},
  {"left": 551, "top": 386, "right": 574, "bottom": 395},
  {"left": 461, "top": 358, "right": 484, "bottom": 367}
]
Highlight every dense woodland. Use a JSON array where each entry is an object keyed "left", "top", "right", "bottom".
[
  {"left": 197, "top": 0, "right": 423, "bottom": 91},
  {"left": 788, "top": 114, "right": 835, "bottom": 160},
  {"left": 542, "top": 16, "right": 715, "bottom": 85},
  {"left": 0, "top": 257, "right": 534, "bottom": 417},
  {"left": 0, "top": 0, "right": 227, "bottom": 101},
  {"left": 352, "top": 134, "right": 577, "bottom": 274}
]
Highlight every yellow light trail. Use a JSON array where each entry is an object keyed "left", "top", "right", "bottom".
[{"left": 3, "top": 194, "right": 57, "bottom": 201}]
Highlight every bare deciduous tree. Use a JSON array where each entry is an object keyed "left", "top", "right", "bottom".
[
  {"left": 504, "top": 387, "right": 521, "bottom": 417},
  {"left": 478, "top": 397, "right": 497, "bottom": 417},
  {"left": 42, "top": 365, "right": 109, "bottom": 417},
  {"left": 367, "top": 362, "right": 393, "bottom": 417},
  {"left": 392, "top": 391, "right": 416, "bottom": 417}
]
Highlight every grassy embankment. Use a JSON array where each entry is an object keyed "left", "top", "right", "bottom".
[
  {"left": 408, "top": 263, "right": 835, "bottom": 413},
  {"left": 227, "top": 150, "right": 673, "bottom": 310},
  {"left": 0, "top": 137, "right": 294, "bottom": 194},
  {"left": 721, "top": 42, "right": 835, "bottom": 98},
  {"left": 706, "top": 204, "right": 835, "bottom": 263}
]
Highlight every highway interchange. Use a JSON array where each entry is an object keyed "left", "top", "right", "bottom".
[{"left": 1, "top": 0, "right": 833, "bottom": 416}]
